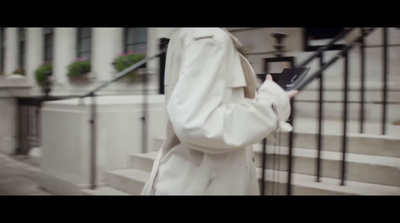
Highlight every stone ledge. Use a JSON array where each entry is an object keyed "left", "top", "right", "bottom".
[{"left": 0, "top": 75, "right": 32, "bottom": 88}]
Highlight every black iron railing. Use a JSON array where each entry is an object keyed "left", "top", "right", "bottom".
[
  {"left": 284, "top": 28, "right": 384, "bottom": 194},
  {"left": 294, "top": 28, "right": 376, "bottom": 187},
  {"left": 258, "top": 28, "right": 388, "bottom": 195}
]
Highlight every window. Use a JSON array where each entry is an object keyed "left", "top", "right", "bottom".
[
  {"left": 123, "top": 28, "right": 147, "bottom": 54},
  {"left": 18, "top": 28, "right": 26, "bottom": 69},
  {"left": 43, "top": 28, "right": 53, "bottom": 63},
  {"left": 0, "top": 28, "right": 5, "bottom": 73},
  {"left": 76, "top": 28, "right": 91, "bottom": 59}
]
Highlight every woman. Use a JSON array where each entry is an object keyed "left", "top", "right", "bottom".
[{"left": 141, "top": 28, "right": 298, "bottom": 195}]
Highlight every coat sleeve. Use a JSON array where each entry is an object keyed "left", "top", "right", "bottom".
[{"left": 167, "top": 29, "right": 291, "bottom": 154}]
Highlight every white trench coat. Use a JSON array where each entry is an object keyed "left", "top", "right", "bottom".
[{"left": 141, "top": 28, "right": 292, "bottom": 195}]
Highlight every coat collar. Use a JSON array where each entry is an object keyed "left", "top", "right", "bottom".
[{"left": 221, "top": 28, "right": 243, "bottom": 49}]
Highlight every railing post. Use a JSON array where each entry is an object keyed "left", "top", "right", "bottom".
[
  {"left": 340, "top": 51, "right": 349, "bottom": 186},
  {"left": 261, "top": 138, "right": 267, "bottom": 196},
  {"left": 271, "top": 29, "right": 293, "bottom": 196},
  {"left": 359, "top": 28, "right": 366, "bottom": 134},
  {"left": 159, "top": 38, "right": 169, "bottom": 95},
  {"left": 316, "top": 52, "right": 324, "bottom": 182},
  {"left": 15, "top": 98, "right": 23, "bottom": 155},
  {"left": 89, "top": 93, "right": 97, "bottom": 190},
  {"left": 287, "top": 98, "right": 295, "bottom": 195},
  {"left": 141, "top": 69, "right": 148, "bottom": 154},
  {"left": 35, "top": 100, "right": 41, "bottom": 147},
  {"left": 382, "top": 28, "right": 388, "bottom": 135},
  {"left": 43, "top": 69, "right": 52, "bottom": 98}
]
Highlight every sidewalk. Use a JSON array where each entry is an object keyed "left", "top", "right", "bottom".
[{"left": 0, "top": 153, "right": 52, "bottom": 195}]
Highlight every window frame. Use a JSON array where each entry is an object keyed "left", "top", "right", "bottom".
[
  {"left": 18, "top": 28, "right": 26, "bottom": 69},
  {"left": 43, "top": 27, "right": 54, "bottom": 63},
  {"left": 123, "top": 27, "right": 147, "bottom": 54},
  {"left": 76, "top": 27, "right": 92, "bottom": 59}
]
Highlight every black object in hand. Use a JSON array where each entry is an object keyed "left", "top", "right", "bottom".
[{"left": 276, "top": 67, "right": 310, "bottom": 91}]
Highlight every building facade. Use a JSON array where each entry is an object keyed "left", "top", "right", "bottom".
[{"left": 0, "top": 27, "right": 177, "bottom": 97}]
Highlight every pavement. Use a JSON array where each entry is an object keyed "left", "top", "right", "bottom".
[{"left": 0, "top": 153, "right": 52, "bottom": 195}]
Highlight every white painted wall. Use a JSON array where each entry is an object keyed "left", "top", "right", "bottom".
[
  {"left": 0, "top": 98, "right": 16, "bottom": 154},
  {"left": 40, "top": 95, "right": 166, "bottom": 193}
]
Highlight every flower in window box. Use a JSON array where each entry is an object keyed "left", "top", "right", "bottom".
[
  {"left": 35, "top": 62, "right": 52, "bottom": 86},
  {"left": 67, "top": 58, "right": 91, "bottom": 77},
  {"left": 13, "top": 67, "right": 25, "bottom": 76},
  {"left": 112, "top": 52, "right": 146, "bottom": 81}
]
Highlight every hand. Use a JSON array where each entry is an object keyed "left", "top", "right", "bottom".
[{"left": 266, "top": 74, "right": 299, "bottom": 99}]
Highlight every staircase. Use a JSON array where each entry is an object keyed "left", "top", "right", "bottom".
[{"left": 82, "top": 118, "right": 400, "bottom": 195}]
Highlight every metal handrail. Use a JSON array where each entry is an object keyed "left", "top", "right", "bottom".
[
  {"left": 297, "top": 28, "right": 353, "bottom": 68},
  {"left": 297, "top": 28, "right": 375, "bottom": 90}
]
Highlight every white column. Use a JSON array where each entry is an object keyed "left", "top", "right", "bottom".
[
  {"left": 91, "top": 28, "right": 123, "bottom": 82},
  {"left": 53, "top": 28, "right": 76, "bottom": 89},
  {"left": 4, "top": 28, "right": 18, "bottom": 75},
  {"left": 26, "top": 28, "right": 43, "bottom": 89}
]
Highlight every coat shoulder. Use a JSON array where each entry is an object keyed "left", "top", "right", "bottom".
[{"left": 179, "top": 28, "right": 230, "bottom": 43}]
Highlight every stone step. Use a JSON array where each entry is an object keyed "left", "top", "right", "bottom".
[
  {"left": 294, "top": 100, "right": 400, "bottom": 122},
  {"left": 151, "top": 124, "right": 400, "bottom": 158},
  {"left": 131, "top": 142, "right": 400, "bottom": 188},
  {"left": 130, "top": 152, "right": 158, "bottom": 172},
  {"left": 295, "top": 90, "right": 400, "bottom": 104},
  {"left": 264, "top": 129, "right": 400, "bottom": 158},
  {"left": 82, "top": 186, "right": 130, "bottom": 195},
  {"left": 256, "top": 168, "right": 400, "bottom": 195},
  {"left": 253, "top": 145, "right": 400, "bottom": 187},
  {"left": 152, "top": 137, "right": 164, "bottom": 152},
  {"left": 102, "top": 164, "right": 400, "bottom": 195},
  {"left": 106, "top": 169, "right": 149, "bottom": 195}
]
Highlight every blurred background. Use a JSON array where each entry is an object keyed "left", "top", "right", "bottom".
[{"left": 0, "top": 27, "right": 399, "bottom": 195}]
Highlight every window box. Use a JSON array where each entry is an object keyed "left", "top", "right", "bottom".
[
  {"left": 35, "top": 63, "right": 52, "bottom": 86},
  {"left": 67, "top": 58, "right": 94, "bottom": 82},
  {"left": 112, "top": 51, "right": 146, "bottom": 82},
  {"left": 13, "top": 67, "right": 25, "bottom": 76}
]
